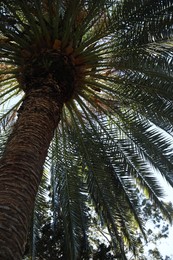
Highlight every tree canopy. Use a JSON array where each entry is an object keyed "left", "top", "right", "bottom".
[{"left": 0, "top": 0, "right": 173, "bottom": 259}]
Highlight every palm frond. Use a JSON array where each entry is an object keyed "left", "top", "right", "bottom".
[
  {"left": 50, "top": 123, "right": 89, "bottom": 259},
  {"left": 111, "top": 0, "right": 173, "bottom": 46},
  {"left": 64, "top": 103, "right": 144, "bottom": 257},
  {"left": 117, "top": 111, "right": 173, "bottom": 188}
]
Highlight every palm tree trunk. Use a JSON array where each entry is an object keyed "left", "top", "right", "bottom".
[{"left": 0, "top": 83, "right": 64, "bottom": 259}]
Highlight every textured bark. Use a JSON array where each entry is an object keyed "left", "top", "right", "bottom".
[{"left": 0, "top": 83, "right": 64, "bottom": 259}]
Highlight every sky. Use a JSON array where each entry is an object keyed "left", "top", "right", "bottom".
[
  {"left": 147, "top": 176, "right": 173, "bottom": 259},
  {"left": 162, "top": 184, "right": 173, "bottom": 258}
]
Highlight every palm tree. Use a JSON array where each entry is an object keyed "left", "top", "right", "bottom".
[{"left": 0, "top": 0, "right": 173, "bottom": 259}]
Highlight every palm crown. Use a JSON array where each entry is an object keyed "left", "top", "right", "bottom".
[{"left": 0, "top": 0, "right": 173, "bottom": 259}]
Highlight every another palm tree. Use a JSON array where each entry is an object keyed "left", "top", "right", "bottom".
[{"left": 0, "top": 0, "right": 173, "bottom": 259}]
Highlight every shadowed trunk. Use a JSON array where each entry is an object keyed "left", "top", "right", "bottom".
[{"left": 0, "top": 83, "right": 64, "bottom": 259}]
